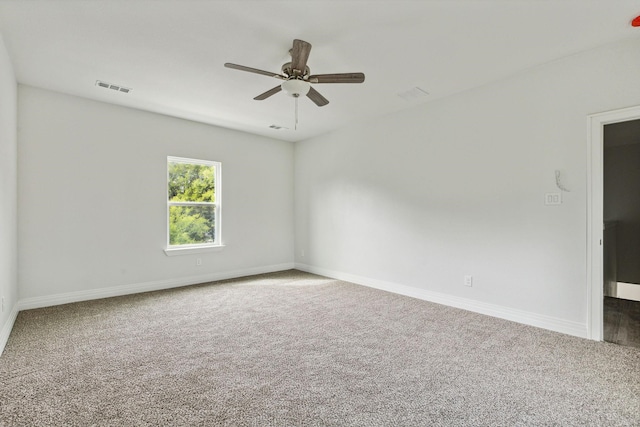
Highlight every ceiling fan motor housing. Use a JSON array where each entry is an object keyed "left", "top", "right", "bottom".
[
  {"left": 281, "top": 62, "right": 310, "bottom": 78},
  {"left": 281, "top": 79, "right": 310, "bottom": 97}
]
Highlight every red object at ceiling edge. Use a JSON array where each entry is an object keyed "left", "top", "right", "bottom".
[{"left": 632, "top": 16, "right": 640, "bottom": 27}]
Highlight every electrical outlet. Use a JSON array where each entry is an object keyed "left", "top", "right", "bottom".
[
  {"left": 196, "top": 258, "right": 202, "bottom": 266},
  {"left": 464, "top": 275, "right": 473, "bottom": 287},
  {"left": 301, "top": 249, "right": 305, "bottom": 258}
]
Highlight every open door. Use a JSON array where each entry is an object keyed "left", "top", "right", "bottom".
[{"left": 588, "top": 106, "right": 640, "bottom": 342}]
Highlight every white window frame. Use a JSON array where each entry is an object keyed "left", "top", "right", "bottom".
[{"left": 164, "top": 156, "right": 223, "bottom": 256}]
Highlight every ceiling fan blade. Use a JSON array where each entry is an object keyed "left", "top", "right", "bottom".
[
  {"left": 291, "top": 39, "right": 312, "bottom": 75},
  {"left": 224, "top": 63, "right": 285, "bottom": 79},
  {"left": 308, "top": 73, "right": 365, "bottom": 84},
  {"left": 307, "top": 87, "right": 329, "bottom": 107},
  {"left": 254, "top": 85, "right": 282, "bottom": 100}
]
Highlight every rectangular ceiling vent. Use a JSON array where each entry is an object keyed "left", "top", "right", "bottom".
[
  {"left": 96, "top": 80, "right": 132, "bottom": 94},
  {"left": 397, "top": 86, "right": 429, "bottom": 101}
]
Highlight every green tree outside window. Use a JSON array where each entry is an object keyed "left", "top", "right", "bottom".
[{"left": 168, "top": 158, "right": 220, "bottom": 246}]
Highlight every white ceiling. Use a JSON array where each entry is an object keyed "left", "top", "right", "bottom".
[{"left": 1, "top": 1, "right": 640, "bottom": 142}]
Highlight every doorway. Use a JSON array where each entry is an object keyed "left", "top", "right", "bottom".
[
  {"left": 588, "top": 107, "right": 640, "bottom": 348},
  {"left": 602, "top": 120, "right": 640, "bottom": 348}
]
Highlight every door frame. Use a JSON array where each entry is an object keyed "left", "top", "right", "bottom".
[{"left": 587, "top": 105, "right": 640, "bottom": 340}]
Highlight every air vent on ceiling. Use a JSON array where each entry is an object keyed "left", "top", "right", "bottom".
[
  {"left": 397, "top": 86, "right": 429, "bottom": 101},
  {"left": 96, "top": 80, "right": 132, "bottom": 94}
]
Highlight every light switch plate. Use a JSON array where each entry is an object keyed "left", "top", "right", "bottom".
[{"left": 545, "top": 193, "right": 562, "bottom": 205}]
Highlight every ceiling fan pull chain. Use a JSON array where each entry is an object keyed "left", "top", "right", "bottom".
[{"left": 295, "top": 96, "right": 299, "bottom": 130}]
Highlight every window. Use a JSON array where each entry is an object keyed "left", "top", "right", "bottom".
[{"left": 166, "top": 156, "right": 221, "bottom": 253}]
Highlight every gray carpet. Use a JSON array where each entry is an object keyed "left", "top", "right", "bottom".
[{"left": 1, "top": 270, "right": 639, "bottom": 426}]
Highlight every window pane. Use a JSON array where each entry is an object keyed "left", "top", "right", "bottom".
[
  {"left": 168, "top": 162, "right": 215, "bottom": 203},
  {"left": 169, "top": 205, "right": 215, "bottom": 246}
]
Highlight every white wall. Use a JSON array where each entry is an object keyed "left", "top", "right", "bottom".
[
  {"left": 18, "top": 86, "right": 294, "bottom": 302},
  {"left": 294, "top": 37, "right": 640, "bottom": 336},
  {"left": 0, "top": 34, "right": 18, "bottom": 350}
]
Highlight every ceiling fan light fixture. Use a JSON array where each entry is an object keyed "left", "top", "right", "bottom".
[{"left": 281, "top": 79, "right": 310, "bottom": 97}]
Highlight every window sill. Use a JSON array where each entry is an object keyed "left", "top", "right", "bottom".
[{"left": 164, "top": 245, "right": 225, "bottom": 256}]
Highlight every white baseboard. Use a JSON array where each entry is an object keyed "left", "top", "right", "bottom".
[
  {"left": 296, "top": 263, "right": 588, "bottom": 339},
  {"left": 17, "top": 263, "right": 295, "bottom": 311},
  {"left": 0, "top": 303, "right": 19, "bottom": 356},
  {"left": 615, "top": 282, "right": 640, "bottom": 302},
  {"left": 3, "top": 262, "right": 588, "bottom": 356}
]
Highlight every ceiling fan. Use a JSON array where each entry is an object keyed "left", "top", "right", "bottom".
[{"left": 224, "top": 39, "right": 365, "bottom": 107}]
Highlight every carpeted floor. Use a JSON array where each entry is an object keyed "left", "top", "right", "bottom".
[{"left": 1, "top": 270, "right": 639, "bottom": 426}]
